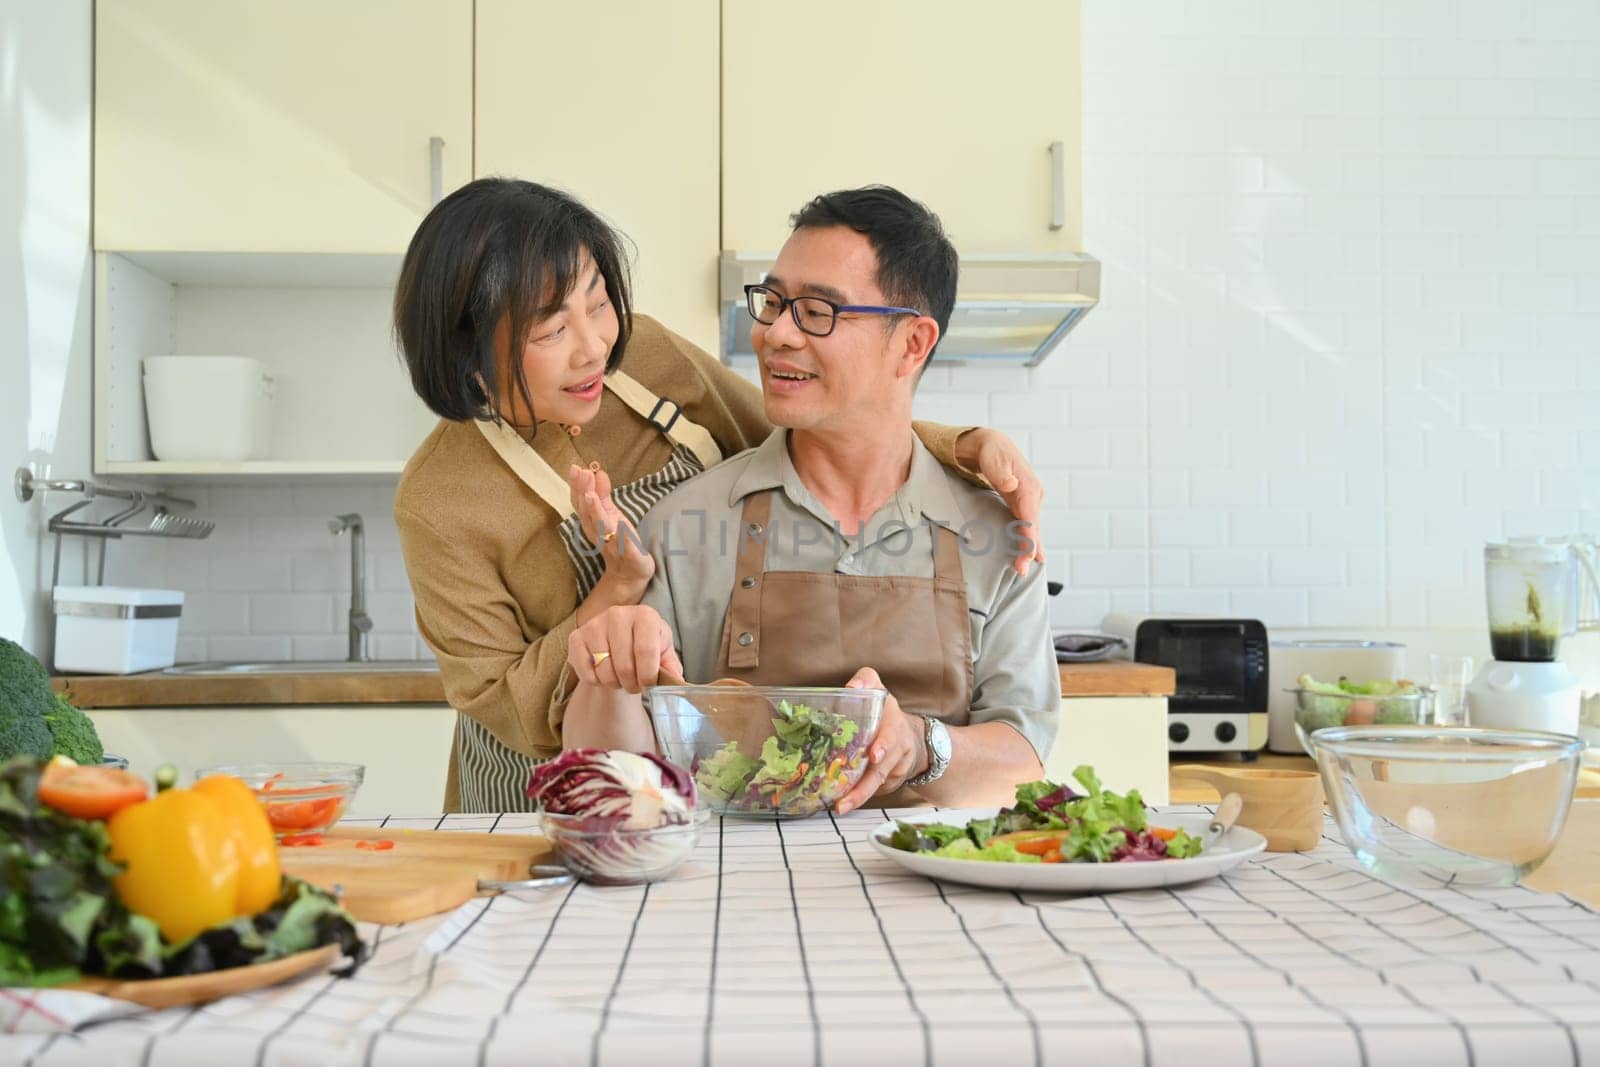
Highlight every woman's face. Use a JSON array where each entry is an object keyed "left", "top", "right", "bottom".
[{"left": 493, "top": 251, "right": 619, "bottom": 429}]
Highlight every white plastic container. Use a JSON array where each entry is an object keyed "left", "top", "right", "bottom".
[
  {"left": 1267, "top": 639, "right": 1407, "bottom": 754},
  {"left": 53, "top": 587, "right": 184, "bottom": 674},
  {"left": 143, "top": 356, "right": 274, "bottom": 462}
]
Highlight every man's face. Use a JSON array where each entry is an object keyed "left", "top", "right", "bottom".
[{"left": 751, "top": 226, "right": 912, "bottom": 433}]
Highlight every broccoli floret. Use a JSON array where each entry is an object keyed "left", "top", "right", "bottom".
[
  {"left": 1, "top": 636, "right": 53, "bottom": 702},
  {"left": 43, "top": 694, "right": 103, "bottom": 764},
  {"left": 2, "top": 637, "right": 101, "bottom": 762},
  {"left": 0, "top": 715, "right": 52, "bottom": 760}
]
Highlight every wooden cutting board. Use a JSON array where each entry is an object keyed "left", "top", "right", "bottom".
[{"left": 278, "top": 826, "right": 557, "bottom": 923}]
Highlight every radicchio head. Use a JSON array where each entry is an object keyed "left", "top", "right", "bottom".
[{"left": 528, "top": 749, "right": 696, "bottom": 829}]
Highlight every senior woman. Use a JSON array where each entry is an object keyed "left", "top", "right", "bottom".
[{"left": 393, "top": 177, "right": 1045, "bottom": 812}]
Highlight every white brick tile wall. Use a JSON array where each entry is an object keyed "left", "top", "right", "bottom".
[
  {"left": 123, "top": 1, "right": 1598, "bottom": 659},
  {"left": 249, "top": 594, "right": 333, "bottom": 636}
]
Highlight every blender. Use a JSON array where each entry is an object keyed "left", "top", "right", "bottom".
[{"left": 1466, "top": 542, "right": 1583, "bottom": 734}]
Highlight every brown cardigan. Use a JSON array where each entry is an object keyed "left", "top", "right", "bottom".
[{"left": 395, "top": 315, "right": 968, "bottom": 810}]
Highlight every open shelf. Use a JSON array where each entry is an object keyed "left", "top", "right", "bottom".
[{"left": 95, "top": 252, "right": 436, "bottom": 480}]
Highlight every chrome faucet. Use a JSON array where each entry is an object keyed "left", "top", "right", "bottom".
[{"left": 328, "top": 513, "right": 372, "bottom": 662}]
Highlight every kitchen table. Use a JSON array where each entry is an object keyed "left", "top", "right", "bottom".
[{"left": 6, "top": 804, "right": 1600, "bottom": 1067}]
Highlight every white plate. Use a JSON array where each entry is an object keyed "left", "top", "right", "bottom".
[{"left": 868, "top": 810, "right": 1267, "bottom": 893}]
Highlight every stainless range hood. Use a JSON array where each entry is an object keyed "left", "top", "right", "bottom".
[{"left": 718, "top": 250, "right": 1100, "bottom": 367}]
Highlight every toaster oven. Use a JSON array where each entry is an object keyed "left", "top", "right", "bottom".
[{"left": 1102, "top": 615, "right": 1270, "bottom": 755}]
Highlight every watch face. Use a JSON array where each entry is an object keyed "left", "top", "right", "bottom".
[{"left": 929, "top": 718, "right": 952, "bottom": 763}]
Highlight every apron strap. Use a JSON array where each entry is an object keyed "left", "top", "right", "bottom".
[
  {"left": 474, "top": 372, "right": 724, "bottom": 518},
  {"left": 932, "top": 522, "right": 964, "bottom": 584},
  {"left": 603, "top": 370, "right": 724, "bottom": 469},
  {"left": 474, "top": 417, "right": 572, "bottom": 517},
  {"left": 725, "top": 492, "right": 774, "bottom": 669}
]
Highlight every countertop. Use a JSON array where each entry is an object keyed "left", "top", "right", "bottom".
[
  {"left": 51, "top": 670, "right": 449, "bottom": 707},
  {"left": 52, "top": 659, "right": 1175, "bottom": 708}
]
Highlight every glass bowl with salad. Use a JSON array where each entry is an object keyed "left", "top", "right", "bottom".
[
  {"left": 1291, "top": 673, "right": 1429, "bottom": 749},
  {"left": 644, "top": 685, "right": 884, "bottom": 819},
  {"left": 195, "top": 761, "right": 363, "bottom": 837}
]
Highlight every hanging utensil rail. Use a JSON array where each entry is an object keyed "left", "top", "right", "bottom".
[{"left": 14, "top": 466, "right": 216, "bottom": 586}]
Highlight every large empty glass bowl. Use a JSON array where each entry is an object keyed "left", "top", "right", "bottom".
[
  {"left": 645, "top": 685, "right": 885, "bottom": 819},
  {"left": 1308, "top": 726, "right": 1583, "bottom": 886}
]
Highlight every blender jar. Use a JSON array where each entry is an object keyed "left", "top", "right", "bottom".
[{"left": 1485, "top": 543, "right": 1570, "bottom": 662}]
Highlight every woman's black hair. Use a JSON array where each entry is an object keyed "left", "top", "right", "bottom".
[{"left": 394, "top": 177, "right": 633, "bottom": 424}]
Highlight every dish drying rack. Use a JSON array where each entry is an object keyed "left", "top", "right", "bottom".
[{"left": 14, "top": 467, "right": 215, "bottom": 587}]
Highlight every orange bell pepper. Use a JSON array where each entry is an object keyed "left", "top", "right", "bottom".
[
  {"left": 108, "top": 776, "right": 283, "bottom": 944},
  {"left": 192, "top": 775, "right": 282, "bottom": 915},
  {"left": 108, "top": 788, "right": 238, "bottom": 944}
]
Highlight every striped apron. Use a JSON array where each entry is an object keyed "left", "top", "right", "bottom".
[{"left": 454, "top": 371, "right": 724, "bottom": 812}]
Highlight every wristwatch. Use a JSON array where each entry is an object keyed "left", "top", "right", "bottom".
[{"left": 904, "top": 715, "right": 952, "bottom": 788}]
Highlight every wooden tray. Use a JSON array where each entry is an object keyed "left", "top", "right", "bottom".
[{"left": 65, "top": 944, "right": 340, "bottom": 1009}]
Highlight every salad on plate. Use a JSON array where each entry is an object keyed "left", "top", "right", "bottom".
[{"left": 888, "top": 765, "right": 1204, "bottom": 864}]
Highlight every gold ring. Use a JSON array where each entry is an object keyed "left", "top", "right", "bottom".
[
  {"left": 590, "top": 650, "right": 611, "bottom": 667},
  {"left": 601, "top": 530, "right": 616, "bottom": 544}
]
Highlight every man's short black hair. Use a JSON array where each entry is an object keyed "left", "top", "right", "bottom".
[
  {"left": 394, "top": 177, "right": 633, "bottom": 423},
  {"left": 789, "top": 185, "right": 958, "bottom": 358}
]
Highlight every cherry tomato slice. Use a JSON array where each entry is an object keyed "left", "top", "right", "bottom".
[
  {"left": 36, "top": 761, "right": 150, "bottom": 820},
  {"left": 264, "top": 796, "right": 344, "bottom": 832}
]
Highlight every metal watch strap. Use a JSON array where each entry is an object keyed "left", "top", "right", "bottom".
[{"left": 904, "top": 715, "right": 950, "bottom": 788}]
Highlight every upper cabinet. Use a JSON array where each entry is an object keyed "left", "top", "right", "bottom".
[
  {"left": 721, "top": 0, "right": 1083, "bottom": 254},
  {"left": 474, "top": 0, "right": 721, "bottom": 352},
  {"left": 94, "top": 0, "right": 472, "bottom": 254},
  {"left": 87, "top": 2, "right": 1085, "bottom": 475}
]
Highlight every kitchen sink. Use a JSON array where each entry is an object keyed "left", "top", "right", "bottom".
[{"left": 163, "top": 660, "right": 438, "bottom": 675}]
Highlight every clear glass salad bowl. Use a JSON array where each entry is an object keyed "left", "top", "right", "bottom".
[
  {"left": 540, "top": 808, "right": 709, "bottom": 885},
  {"left": 1308, "top": 726, "right": 1583, "bottom": 887},
  {"left": 644, "top": 685, "right": 886, "bottom": 819}
]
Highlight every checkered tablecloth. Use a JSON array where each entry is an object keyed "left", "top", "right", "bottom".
[{"left": 6, "top": 805, "right": 1600, "bottom": 1067}]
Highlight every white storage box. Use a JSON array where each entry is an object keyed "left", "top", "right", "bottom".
[
  {"left": 143, "top": 356, "right": 274, "bottom": 462},
  {"left": 53, "top": 587, "right": 184, "bottom": 674},
  {"left": 1266, "top": 639, "right": 1406, "bottom": 754}
]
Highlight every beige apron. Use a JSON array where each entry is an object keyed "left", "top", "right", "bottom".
[
  {"left": 453, "top": 372, "right": 723, "bottom": 812},
  {"left": 713, "top": 491, "right": 975, "bottom": 802}
]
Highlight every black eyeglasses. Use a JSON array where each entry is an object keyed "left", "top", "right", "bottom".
[{"left": 743, "top": 284, "right": 923, "bottom": 338}]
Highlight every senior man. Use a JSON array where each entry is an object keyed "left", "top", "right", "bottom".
[{"left": 563, "top": 185, "right": 1060, "bottom": 813}]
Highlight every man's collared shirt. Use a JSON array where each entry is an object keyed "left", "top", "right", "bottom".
[{"left": 638, "top": 430, "right": 1060, "bottom": 759}]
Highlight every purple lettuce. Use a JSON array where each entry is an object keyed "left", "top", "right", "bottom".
[
  {"left": 1111, "top": 828, "right": 1170, "bottom": 862},
  {"left": 528, "top": 749, "right": 696, "bottom": 829}
]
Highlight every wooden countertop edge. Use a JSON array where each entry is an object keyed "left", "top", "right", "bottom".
[
  {"left": 52, "top": 672, "right": 448, "bottom": 708},
  {"left": 55, "top": 657, "right": 1172, "bottom": 708},
  {"left": 1058, "top": 660, "right": 1176, "bottom": 698}
]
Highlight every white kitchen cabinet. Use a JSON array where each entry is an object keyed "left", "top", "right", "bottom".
[
  {"left": 94, "top": 0, "right": 472, "bottom": 254},
  {"left": 474, "top": 0, "right": 721, "bottom": 353},
  {"left": 86, "top": 705, "right": 456, "bottom": 816},
  {"left": 1045, "top": 697, "right": 1170, "bottom": 804},
  {"left": 721, "top": 0, "right": 1082, "bottom": 254}
]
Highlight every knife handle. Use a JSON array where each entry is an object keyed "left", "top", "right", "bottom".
[{"left": 1209, "top": 792, "right": 1244, "bottom": 837}]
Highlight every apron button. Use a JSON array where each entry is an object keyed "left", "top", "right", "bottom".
[
  {"left": 566, "top": 424, "right": 582, "bottom": 437},
  {"left": 740, "top": 576, "right": 757, "bottom": 589},
  {"left": 737, "top": 632, "right": 754, "bottom": 647},
  {"left": 747, "top": 522, "right": 764, "bottom": 537}
]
